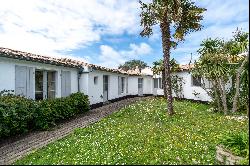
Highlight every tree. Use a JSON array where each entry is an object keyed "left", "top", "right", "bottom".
[
  {"left": 140, "top": 0, "right": 206, "bottom": 115},
  {"left": 193, "top": 38, "right": 230, "bottom": 114},
  {"left": 192, "top": 29, "right": 249, "bottom": 115},
  {"left": 118, "top": 59, "right": 148, "bottom": 72}
]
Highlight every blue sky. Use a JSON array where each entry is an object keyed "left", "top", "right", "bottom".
[{"left": 0, "top": 0, "right": 249, "bottom": 68}]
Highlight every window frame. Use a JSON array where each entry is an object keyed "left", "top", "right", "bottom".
[
  {"left": 191, "top": 75, "right": 202, "bottom": 87},
  {"left": 121, "top": 77, "right": 125, "bottom": 93},
  {"left": 94, "top": 76, "right": 98, "bottom": 85},
  {"left": 153, "top": 78, "right": 158, "bottom": 88},
  {"left": 35, "top": 69, "right": 57, "bottom": 100}
]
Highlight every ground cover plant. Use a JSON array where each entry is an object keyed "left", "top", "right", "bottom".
[{"left": 15, "top": 98, "right": 248, "bottom": 165}]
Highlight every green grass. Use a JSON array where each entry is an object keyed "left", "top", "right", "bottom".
[{"left": 15, "top": 98, "right": 248, "bottom": 165}]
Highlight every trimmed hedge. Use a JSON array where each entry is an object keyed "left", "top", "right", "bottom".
[{"left": 0, "top": 92, "right": 90, "bottom": 138}]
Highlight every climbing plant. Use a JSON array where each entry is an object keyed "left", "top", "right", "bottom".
[{"left": 171, "top": 75, "right": 185, "bottom": 98}]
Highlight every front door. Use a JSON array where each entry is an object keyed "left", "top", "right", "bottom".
[
  {"left": 138, "top": 78, "right": 143, "bottom": 96},
  {"left": 103, "top": 75, "right": 109, "bottom": 102}
]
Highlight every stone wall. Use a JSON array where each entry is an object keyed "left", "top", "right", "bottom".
[{"left": 216, "top": 145, "right": 244, "bottom": 165}]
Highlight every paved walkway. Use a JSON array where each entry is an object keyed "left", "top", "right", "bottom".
[{"left": 0, "top": 96, "right": 151, "bottom": 165}]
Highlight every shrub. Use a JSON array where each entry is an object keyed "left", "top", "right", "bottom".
[
  {"left": 218, "top": 131, "right": 249, "bottom": 157},
  {"left": 0, "top": 95, "right": 37, "bottom": 137},
  {"left": 33, "top": 92, "right": 90, "bottom": 130},
  {"left": 0, "top": 92, "right": 90, "bottom": 138}
]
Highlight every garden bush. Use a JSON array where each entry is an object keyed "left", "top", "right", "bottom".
[
  {"left": 0, "top": 94, "right": 37, "bottom": 137},
  {"left": 0, "top": 92, "right": 90, "bottom": 138},
  {"left": 34, "top": 92, "right": 90, "bottom": 130}
]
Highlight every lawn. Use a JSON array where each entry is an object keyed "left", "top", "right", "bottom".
[{"left": 15, "top": 97, "right": 248, "bottom": 165}]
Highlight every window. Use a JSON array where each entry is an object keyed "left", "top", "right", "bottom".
[
  {"left": 94, "top": 76, "right": 98, "bottom": 85},
  {"left": 159, "top": 78, "right": 162, "bottom": 89},
  {"left": 154, "top": 78, "right": 163, "bottom": 89},
  {"left": 121, "top": 77, "right": 125, "bottom": 93},
  {"left": 118, "top": 76, "right": 125, "bottom": 94},
  {"left": 35, "top": 70, "right": 56, "bottom": 100},
  {"left": 126, "top": 77, "right": 128, "bottom": 93},
  {"left": 154, "top": 78, "right": 158, "bottom": 88},
  {"left": 192, "top": 75, "right": 202, "bottom": 87},
  {"left": 47, "top": 71, "right": 56, "bottom": 99},
  {"left": 35, "top": 70, "right": 43, "bottom": 100}
]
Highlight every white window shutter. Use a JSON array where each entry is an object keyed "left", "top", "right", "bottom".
[
  {"left": 15, "top": 65, "right": 27, "bottom": 97},
  {"left": 61, "top": 71, "right": 71, "bottom": 97},
  {"left": 27, "top": 67, "right": 35, "bottom": 99}
]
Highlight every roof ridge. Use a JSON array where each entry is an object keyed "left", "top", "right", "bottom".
[{"left": 0, "top": 47, "right": 142, "bottom": 76}]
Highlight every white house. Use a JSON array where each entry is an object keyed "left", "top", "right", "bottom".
[
  {"left": 0, "top": 47, "right": 213, "bottom": 106},
  {"left": 151, "top": 64, "right": 213, "bottom": 102},
  {"left": 0, "top": 47, "right": 154, "bottom": 106}
]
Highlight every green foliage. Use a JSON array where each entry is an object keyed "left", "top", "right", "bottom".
[
  {"left": 171, "top": 75, "right": 185, "bottom": 98},
  {"left": 152, "top": 59, "right": 164, "bottom": 75},
  {"left": 15, "top": 98, "right": 248, "bottom": 165},
  {"left": 152, "top": 58, "right": 180, "bottom": 75},
  {"left": 0, "top": 92, "right": 90, "bottom": 138},
  {"left": 140, "top": 0, "right": 206, "bottom": 42},
  {"left": 192, "top": 29, "right": 249, "bottom": 113},
  {"left": 118, "top": 59, "right": 148, "bottom": 71},
  {"left": 218, "top": 131, "right": 249, "bottom": 157},
  {"left": 0, "top": 95, "right": 37, "bottom": 137},
  {"left": 0, "top": 89, "right": 15, "bottom": 96}
]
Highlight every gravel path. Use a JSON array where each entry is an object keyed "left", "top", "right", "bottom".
[{"left": 0, "top": 96, "right": 152, "bottom": 165}]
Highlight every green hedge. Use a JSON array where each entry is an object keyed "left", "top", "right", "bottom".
[{"left": 0, "top": 92, "right": 90, "bottom": 138}]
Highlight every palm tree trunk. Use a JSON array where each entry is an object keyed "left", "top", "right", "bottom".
[
  {"left": 211, "top": 80, "right": 222, "bottom": 112},
  {"left": 160, "top": 21, "right": 174, "bottom": 115},
  {"left": 232, "top": 54, "right": 248, "bottom": 113},
  {"left": 218, "top": 78, "right": 228, "bottom": 115},
  {"left": 162, "top": 69, "right": 167, "bottom": 98}
]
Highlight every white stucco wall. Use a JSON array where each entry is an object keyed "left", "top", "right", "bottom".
[
  {"left": 172, "top": 71, "right": 212, "bottom": 101},
  {"left": 143, "top": 76, "right": 153, "bottom": 94},
  {"left": 0, "top": 60, "right": 15, "bottom": 92},
  {"left": 0, "top": 57, "right": 78, "bottom": 98},
  {"left": 128, "top": 76, "right": 138, "bottom": 95},
  {"left": 85, "top": 70, "right": 131, "bottom": 105},
  {"left": 152, "top": 71, "right": 229, "bottom": 102}
]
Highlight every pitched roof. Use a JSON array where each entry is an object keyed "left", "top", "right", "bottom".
[
  {"left": 0, "top": 47, "right": 140, "bottom": 76},
  {"left": 178, "top": 64, "right": 194, "bottom": 71}
]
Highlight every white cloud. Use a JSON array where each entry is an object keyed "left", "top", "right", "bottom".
[
  {"left": 98, "top": 43, "right": 152, "bottom": 68},
  {"left": 197, "top": 0, "right": 249, "bottom": 25},
  {"left": 170, "top": 0, "right": 249, "bottom": 65},
  {"left": 0, "top": 0, "right": 140, "bottom": 59}
]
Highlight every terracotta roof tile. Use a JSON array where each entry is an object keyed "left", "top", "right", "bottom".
[
  {"left": 178, "top": 64, "right": 194, "bottom": 71},
  {"left": 0, "top": 47, "right": 140, "bottom": 76}
]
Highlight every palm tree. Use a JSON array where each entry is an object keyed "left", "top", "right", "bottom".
[
  {"left": 118, "top": 59, "right": 148, "bottom": 72},
  {"left": 140, "top": 0, "right": 206, "bottom": 115},
  {"left": 152, "top": 58, "right": 180, "bottom": 98}
]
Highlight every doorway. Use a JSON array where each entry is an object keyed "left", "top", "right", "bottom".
[
  {"left": 138, "top": 78, "right": 143, "bottom": 96},
  {"left": 103, "top": 75, "right": 109, "bottom": 102}
]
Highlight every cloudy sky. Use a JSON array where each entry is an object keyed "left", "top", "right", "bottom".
[{"left": 0, "top": 0, "right": 248, "bottom": 68}]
